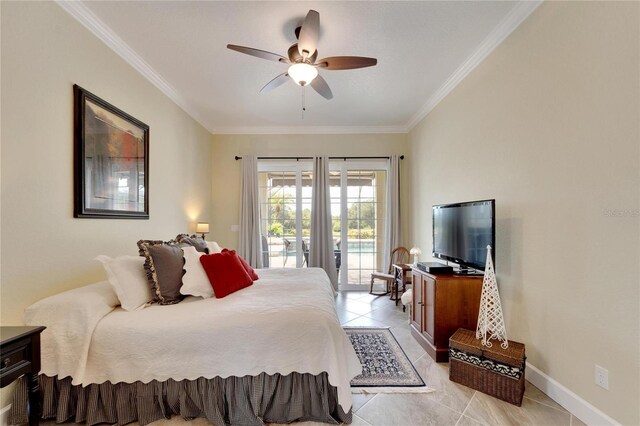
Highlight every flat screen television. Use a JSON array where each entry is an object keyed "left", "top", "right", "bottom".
[{"left": 432, "top": 199, "right": 495, "bottom": 272}]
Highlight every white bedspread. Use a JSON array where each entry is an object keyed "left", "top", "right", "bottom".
[{"left": 25, "top": 268, "right": 361, "bottom": 411}]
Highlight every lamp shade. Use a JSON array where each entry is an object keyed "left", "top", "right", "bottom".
[
  {"left": 196, "top": 222, "right": 210, "bottom": 234},
  {"left": 287, "top": 63, "right": 318, "bottom": 86},
  {"left": 410, "top": 247, "right": 422, "bottom": 255}
]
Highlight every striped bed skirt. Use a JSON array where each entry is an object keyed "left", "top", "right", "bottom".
[{"left": 9, "top": 372, "right": 351, "bottom": 425}]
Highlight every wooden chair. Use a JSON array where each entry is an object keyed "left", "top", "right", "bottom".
[{"left": 369, "top": 246, "right": 410, "bottom": 295}]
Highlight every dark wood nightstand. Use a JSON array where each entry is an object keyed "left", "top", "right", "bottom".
[{"left": 1, "top": 326, "right": 46, "bottom": 426}]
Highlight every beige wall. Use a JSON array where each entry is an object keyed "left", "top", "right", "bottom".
[
  {"left": 0, "top": 2, "right": 213, "bottom": 323},
  {"left": 210, "top": 134, "right": 409, "bottom": 250},
  {"left": 407, "top": 2, "right": 639, "bottom": 424}
]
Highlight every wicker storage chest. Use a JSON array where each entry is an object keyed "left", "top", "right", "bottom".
[{"left": 449, "top": 328, "right": 526, "bottom": 406}]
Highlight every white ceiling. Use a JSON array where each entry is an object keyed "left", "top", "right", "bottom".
[{"left": 65, "top": 1, "right": 539, "bottom": 134}]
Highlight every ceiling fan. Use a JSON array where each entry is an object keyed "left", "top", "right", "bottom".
[{"left": 227, "top": 10, "right": 377, "bottom": 101}]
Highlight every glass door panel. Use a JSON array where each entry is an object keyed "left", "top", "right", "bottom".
[
  {"left": 331, "top": 162, "right": 388, "bottom": 289},
  {"left": 259, "top": 162, "right": 312, "bottom": 268},
  {"left": 259, "top": 170, "right": 298, "bottom": 268}
]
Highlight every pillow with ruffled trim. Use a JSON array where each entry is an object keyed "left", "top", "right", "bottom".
[
  {"left": 175, "top": 234, "right": 209, "bottom": 253},
  {"left": 137, "top": 240, "right": 185, "bottom": 305}
]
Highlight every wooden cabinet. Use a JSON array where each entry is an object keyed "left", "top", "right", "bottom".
[{"left": 411, "top": 269, "right": 482, "bottom": 362}]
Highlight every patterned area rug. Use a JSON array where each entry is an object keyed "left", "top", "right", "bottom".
[{"left": 345, "top": 327, "right": 430, "bottom": 393}]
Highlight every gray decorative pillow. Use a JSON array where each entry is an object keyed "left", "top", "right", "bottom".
[
  {"left": 137, "top": 240, "right": 185, "bottom": 305},
  {"left": 176, "top": 234, "right": 209, "bottom": 254}
]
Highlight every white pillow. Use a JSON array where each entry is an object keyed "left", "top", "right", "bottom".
[
  {"left": 207, "top": 241, "right": 222, "bottom": 254},
  {"left": 181, "top": 246, "right": 214, "bottom": 298},
  {"left": 95, "top": 255, "right": 152, "bottom": 311}
]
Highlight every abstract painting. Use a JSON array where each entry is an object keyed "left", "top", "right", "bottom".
[{"left": 74, "top": 85, "right": 149, "bottom": 218}]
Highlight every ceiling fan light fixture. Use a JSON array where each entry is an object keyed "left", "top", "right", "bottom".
[
  {"left": 227, "top": 9, "right": 377, "bottom": 102},
  {"left": 287, "top": 63, "right": 318, "bottom": 86}
]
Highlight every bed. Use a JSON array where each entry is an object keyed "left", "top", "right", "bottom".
[{"left": 9, "top": 268, "right": 361, "bottom": 426}]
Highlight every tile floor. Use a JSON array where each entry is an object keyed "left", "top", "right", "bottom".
[
  {"left": 45, "top": 291, "right": 584, "bottom": 426},
  {"left": 331, "top": 291, "right": 584, "bottom": 426}
]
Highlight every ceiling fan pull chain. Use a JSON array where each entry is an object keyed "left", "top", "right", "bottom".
[{"left": 301, "top": 86, "right": 306, "bottom": 120}]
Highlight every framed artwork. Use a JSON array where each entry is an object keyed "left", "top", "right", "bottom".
[{"left": 74, "top": 85, "right": 149, "bottom": 219}]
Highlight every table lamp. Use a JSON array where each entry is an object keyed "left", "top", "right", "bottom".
[
  {"left": 410, "top": 247, "right": 422, "bottom": 265},
  {"left": 196, "top": 222, "right": 209, "bottom": 239}
]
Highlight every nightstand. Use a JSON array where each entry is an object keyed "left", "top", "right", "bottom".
[{"left": 1, "top": 326, "right": 46, "bottom": 426}]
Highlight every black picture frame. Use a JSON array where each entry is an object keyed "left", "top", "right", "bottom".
[{"left": 74, "top": 85, "right": 149, "bottom": 219}]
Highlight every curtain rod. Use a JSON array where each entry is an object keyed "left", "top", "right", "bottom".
[{"left": 234, "top": 155, "right": 404, "bottom": 161}]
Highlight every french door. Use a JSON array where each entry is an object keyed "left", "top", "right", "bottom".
[
  {"left": 330, "top": 161, "right": 387, "bottom": 290},
  {"left": 258, "top": 160, "right": 388, "bottom": 289},
  {"left": 259, "top": 161, "right": 311, "bottom": 269}
]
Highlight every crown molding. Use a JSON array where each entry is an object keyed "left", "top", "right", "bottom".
[
  {"left": 55, "top": 0, "right": 213, "bottom": 133},
  {"left": 209, "top": 125, "right": 409, "bottom": 135},
  {"left": 405, "top": 0, "right": 542, "bottom": 131}
]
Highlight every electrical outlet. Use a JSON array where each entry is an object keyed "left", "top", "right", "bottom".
[
  {"left": 230, "top": 225, "right": 240, "bottom": 232},
  {"left": 595, "top": 365, "right": 609, "bottom": 389}
]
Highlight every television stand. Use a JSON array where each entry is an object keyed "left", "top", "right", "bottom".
[{"left": 410, "top": 268, "right": 483, "bottom": 362}]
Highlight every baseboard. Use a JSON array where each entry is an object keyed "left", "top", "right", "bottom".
[
  {"left": 526, "top": 362, "right": 620, "bottom": 426},
  {"left": 0, "top": 404, "right": 11, "bottom": 426}
]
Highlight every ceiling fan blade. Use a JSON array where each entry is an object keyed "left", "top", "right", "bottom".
[
  {"left": 227, "top": 44, "right": 288, "bottom": 63},
  {"left": 297, "top": 10, "right": 319, "bottom": 58},
  {"left": 316, "top": 56, "right": 377, "bottom": 70},
  {"left": 310, "top": 74, "right": 333, "bottom": 100},
  {"left": 260, "top": 72, "right": 290, "bottom": 93}
]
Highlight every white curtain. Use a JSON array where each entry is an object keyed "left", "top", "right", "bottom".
[
  {"left": 383, "top": 155, "right": 401, "bottom": 272},
  {"left": 239, "top": 156, "right": 263, "bottom": 268},
  {"left": 310, "top": 156, "right": 338, "bottom": 290}
]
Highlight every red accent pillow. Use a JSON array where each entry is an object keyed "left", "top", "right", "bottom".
[
  {"left": 222, "top": 249, "right": 259, "bottom": 281},
  {"left": 199, "top": 251, "right": 253, "bottom": 298}
]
